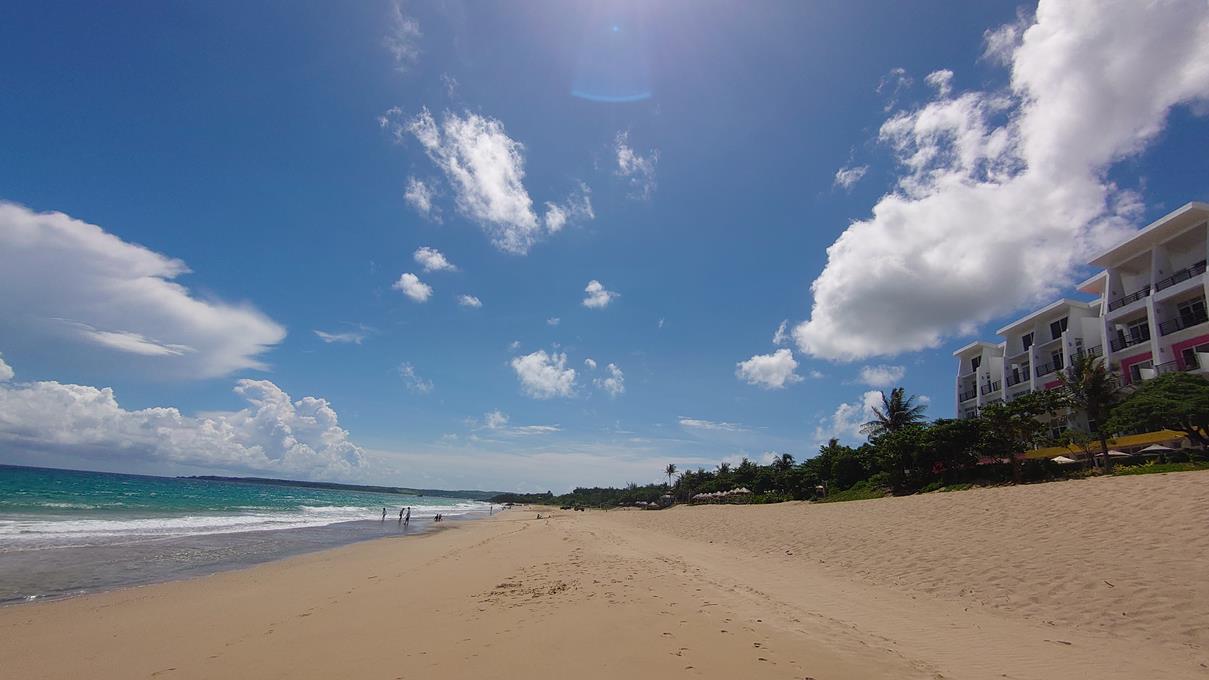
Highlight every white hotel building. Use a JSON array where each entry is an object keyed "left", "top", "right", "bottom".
[{"left": 955, "top": 202, "right": 1209, "bottom": 424}]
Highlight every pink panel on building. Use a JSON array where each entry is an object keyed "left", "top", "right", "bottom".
[
  {"left": 1043, "top": 379, "right": 1062, "bottom": 390},
  {"left": 1171, "top": 333, "right": 1209, "bottom": 370},
  {"left": 1118, "top": 351, "right": 1153, "bottom": 385}
]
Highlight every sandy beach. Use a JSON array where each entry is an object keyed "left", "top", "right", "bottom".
[{"left": 2, "top": 472, "right": 1207, "bottom": 679}]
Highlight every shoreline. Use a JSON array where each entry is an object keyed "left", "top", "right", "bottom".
[{"left": 3, "top": 479, "right": 1206, "bottom": 679}]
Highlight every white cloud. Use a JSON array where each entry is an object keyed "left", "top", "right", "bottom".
[
  {"left": 404, "top": 177, "right": 440, "bottom": 222},
  {"left": 0, "top": 366, "right": 364, "bottom": 478},
  {"left": 735, "top": 348, "right": 803, "bottom": 390},
  {"left": 0, "top": 203, "right": 285, "bottom": 379},
  {"left": 456, "top": 294, "right": 482, "bottom": 308},
  {"left": 808, "top": 369, "right": 825, "bottom": 379},
  {"left": 833, "top": 165, "right": 868, "bottom": 190},
  {"left": 924, "top": 69, "right": 954, "bottom": 98},
  {"left": 413, "top": 246, "right": 457, "bottom": 272},
  {"left": 876, "top": 67, "right": 913, "bottom": 111},
  {"left": 384, "top": 108, "right": 558, "bottom": 255},
  {"left": 544, "top": 183, "right": 594, "bottom": 233},
  {"left": 510, "top": 350, "right": 576, "bottom": 399},
  {"left": 546, "top": 317, "right": 561, "bottom": 326},
  {"left": 614, "top": 131, "right": 659, "bottom": 200},
  {"left": 795, "top": 1, "right": 1209, "bottom": 361},
  {"left": 982, "top": 8, "right": 1032, "bottom": 65},
  {"left": 383, "top": 0, "right": 422, "bottom": 72},
  {"left": 582, "top": 279, "right": 618, "bottom": 309},
  {"left": 508, "top": 340, "right": 521, "bottom": 350},
  {"left": 814, "top": 390, "right": 884, "bottom": 445},
  {"left": 678, "top": 417, "right": 746, "bottom": 433},
  {"left": 857, "top": 364, "right": 906, "bottom": 387},
  {"left": 772, "top": 319, "right": 789, "bottom": 346},
  {"left": 483, "top": 409, "right": 509, "bottom": 429},
  {"left": 314, "top": 329, "right": 367, "bottom": 345},
  {"left": 584, "top": 357, "right": 597, "bottom": 370},
  {"left": 0, "top": 354, "right": 12, "bottom": 382},
  {"left": 399, "top": 362, "right": 433, "bottom": 394},
  {"left": 475, "top": 409, "right": 559, "bottom": 436},
  {"left": 392, "top": 273, "right": 432, "bottom": 302},
  {"left": 594, "top": 363, "right": 625, "bottom": 398}
]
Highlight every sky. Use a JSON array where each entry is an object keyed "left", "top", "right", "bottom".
[{"left": 1, "top": 0, "right": 1207, "bottom": 492}]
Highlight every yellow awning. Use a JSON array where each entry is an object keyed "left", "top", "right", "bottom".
[{"left": 1025, "top": 430, "right": 1187, "bottom": 459}]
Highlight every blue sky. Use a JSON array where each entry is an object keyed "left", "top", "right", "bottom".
[{"left": 1, "top": 1, "right": 1207, "bottom": 491}]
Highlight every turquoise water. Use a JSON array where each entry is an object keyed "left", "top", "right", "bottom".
[{"left": 0, "top": 465, "right": 489, "bottom": 601}]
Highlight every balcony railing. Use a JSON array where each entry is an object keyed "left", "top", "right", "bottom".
[
  {"left": 1107, "top": 285, "right": 1151, "bottom": 312},
  {"left": 1082, "top": 344, "right": 1103, "bottom": 359},
  {"left": 1005, "top": 372, "right": 1028, "bottom": 387},
  {"left": 980, "top": 380, "right": 1002, "bottom": 395},
  {"left": 1110, "top": 329, "right": 1151, "bottom": 352},
  {"left": 1158, "top": 310, "right": 1209, "bottom": 336},
  {"left": 1154, "top": 360, "right": 1196, "bottom": 375},
  {"left": 1035, "top": 361, "right": 1061, "bottom": 377},
  {"left": 1154, "top": 260, "right": 1207, "bottom": 292},
  {"left": 958, "top": 388, "right": 977, "bottom": 402}
]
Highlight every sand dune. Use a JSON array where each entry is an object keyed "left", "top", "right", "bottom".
[{"left": 2, "top": 472, "right": 1207, "bottom": 679}]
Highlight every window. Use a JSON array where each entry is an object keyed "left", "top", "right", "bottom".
[
  {"left": 1050, "top": 317, "right": 1068, "bottom": 340},
  {"left": 1181, "top": 342, "right": 1209, "bottom": 369},
  {"left": 1126, "top": 318, "right": 1149, "bottom": 342},
  {"left": 1022, "top": 332, "right": 1034, "bottom": 351},
  {"left": 1128, "top": 359, "right": 1154, "bottom": 383},
  {"left": 970, "top": 356, "right": 981, "bottom": 372},
  {"left": 1177, "top": 297, "right": 1207, "bottom": 325},
  {"left": 1051, "top": 351, "right": 1063, "bottom": 371},
  {"left": 1049, "top": 425, "right": 1068, "bottom": 440}
]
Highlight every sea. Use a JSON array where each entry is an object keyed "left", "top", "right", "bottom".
[{"left": 0, "top": 465, "right": 491, "bottom": 604}]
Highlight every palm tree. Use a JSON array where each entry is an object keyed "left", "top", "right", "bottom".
[
  {"left": 771, "top": 453, "right": 795, "bottom": 472},
  {"left": 861, "top": 387, "right": 928, "bottom": 438},
  {"left": 1058, "top": 352, "right": 1120, "bottom": 472},
  {"left": 664, "top": 463, "right": 677, "bottom": 488}
]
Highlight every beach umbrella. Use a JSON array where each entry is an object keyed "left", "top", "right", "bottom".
[
  {"left": 1139, "top": 444, "right": 1176, "bottom": 453},
  {"left": 1106, "top": 450, "right": 1131, "bottom": 458},
  {"left": 1051, "top": 455, "right": 1079, "bottom": 464}
]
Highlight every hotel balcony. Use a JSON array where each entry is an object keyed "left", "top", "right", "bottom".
[
  {"left": 1154, "top": 260, "right": 1207, "bottom": 292},
  {"left": 958, "top": 388, "right": 977, "bottom": 402},
  {"left": 1155, "top": 359, "right": 1199, "bottom": 375},
  {"left": 1107, "top": 285, "right": 1151, "bottom": 312},
  {"left": 1110, "top": 328, "right": 1151, "bottom": 352},
  {"left": 1158, "top": 309, "right": 1209, "bottom": 336},
  {"left": 1034, "top": 361, "right": 1061, "bottom": 377},
  {"left": 980, "top": 380, "right": 1002, "bottom": 395},
  {"left": 1004, "top": 372, "right": 1028, "bottom": 387}
]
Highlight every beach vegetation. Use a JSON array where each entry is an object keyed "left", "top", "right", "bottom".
[{"left": 1105, "top": 373, "right": 1209, "bottom": 450}]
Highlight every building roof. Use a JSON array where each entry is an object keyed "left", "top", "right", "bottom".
[
  {"left": 952, "top": 340, "right": 1002, "bottom": 357},
  {"left": 995, "top": 299, "right": 1097, "bottom": 336},
  {"left": 1086, "top": 202, "right": 1209, "bottom": 268}
]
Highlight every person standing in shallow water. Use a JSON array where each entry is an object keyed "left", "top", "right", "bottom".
[
  {"left": 398, "top": 507, "right": 404, "bottom": 523},
  {"left": 381, "top": 507, "right": 386, "bottom": 522},
  {"left": 404, "top": 507, "right": 411, "bottom": 526}
]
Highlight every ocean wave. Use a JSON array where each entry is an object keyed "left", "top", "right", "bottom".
[{"left": 0, "top": 501, "right": 489, "bottom": 552}]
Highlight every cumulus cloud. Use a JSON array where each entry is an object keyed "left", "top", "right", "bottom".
[
  {"left": 0, "top": 354, "right": 12, "bottom": 382},
  {"left": 833, "top": 165, "right": 868, "bottom": 190},
  {"left": 735, "top": 349, "right": 804, "bottom": 390},
  {"left": 399, "top": 362, "right": 433, "bottom": 394},
  {"left": 404, "top": 177, "right": 440, "bottom": 222},
  {"left": 594, "top": 363, "right": 625, "bottom": 398},
  {"left": 795, "top": 0, "right": 1209, "bottom": 361},
  {"left": 582, "top": 280, "right": 618, "bottom": 309},
  {"left": 546, "top": 317, "right": 561, "bottom": 326},
  {"left": 614, "top": 131, "right": 659, "bottom": 200},
  {"left": 383, "top": 108, "right": 562, "bottom": 255},
  {"left": 456, "top": 294, "right": 482, "bottom": 308},
  {"left": 678, "top": 417, "right": 746, "bottom": 432},
  {"left": 475, "top": 409, "right": 559, "bottom": 436},
  {"left": 924, "top": 69, "right": 954, "bottom": 97},
  {"left": 0, "top": 203, "right": 285, "bottom": 379},
  {"left": 876, "top": 67, "right": 913, "bottom": 111},
  {"left": 393, "top": 273, "right": 432, "bottom": 302},
  {"left": 0, "top": 365, "right": 364, "bottom": 478},
  {"left": 413, "top": 246, "right": 457, "bottom": 272},
  {"left": 857, "top": 364, "right": 906, "bottom": 387},
  {"left": 544, "top": 183, "right": 595, "bottom": 233},
  {"left": 383, "top": 0, "right": 422, "bottom": 72},
  {"left": 510, "top": 350, "right": 576, "bottom": 399},
  {"left": 584, "top": 357, "right": 597, "bottom": 370},
  {"left": 814, "top": 390, "right": 884, "bottom": 444}
]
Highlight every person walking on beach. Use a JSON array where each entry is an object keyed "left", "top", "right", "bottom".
[
  {"left": 381, "top": 507, "right": 387, "bottom": 522},
  {"left": 404, "top": 506, "right": 411, "bottom": 526},
  {"left": 398, "top": 507, "right": 404, "bottom": 523}
]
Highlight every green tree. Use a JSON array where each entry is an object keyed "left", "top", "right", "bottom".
[
  {"left": 978, "top": 390, "right": 1065, "bottom": 482},
  {"left": 770, "top": 452, "right": 795, "bottom": 472},
  {"left": 861, "top": 388, "right": 928, "bottom": 438},
  {"left": 1106, "top": 372, "right": 1209, "bottom": 450},
  {"left": 664, "top": 463, "right": 677, "bottom": 488},
  {"left": 1058, "top": 353, "right": 1120, "bottom": 472}
]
